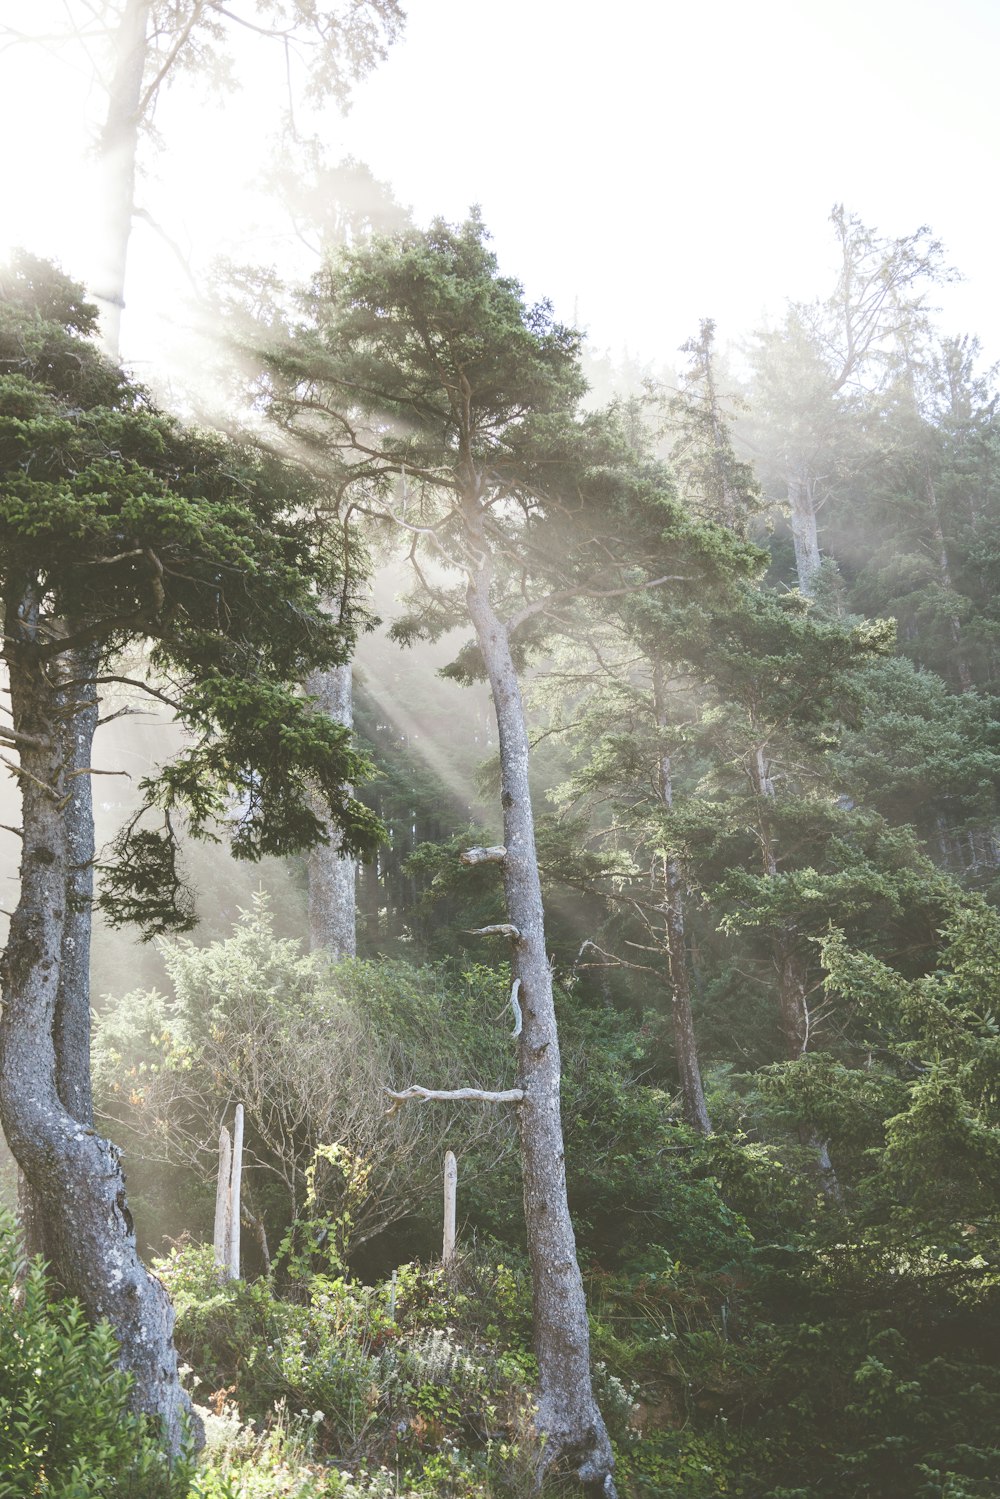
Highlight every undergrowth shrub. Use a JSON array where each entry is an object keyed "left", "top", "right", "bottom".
[
  {"left": 160, "top": 1244, "right": 541, "bottom": 1485},
  {"left": 0, "top": 1214, "right": 194, "bottom": 1498}
]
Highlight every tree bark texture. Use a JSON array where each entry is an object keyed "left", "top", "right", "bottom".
[
  {"left": 305, "top": 661, "right": 357, "bottom": 956},
  {"left": 18, "top": 642, "right": 100, "bottom": 1263},
  {"left": 94, "top": 0, "right": 151, "bottom": 354},
  {"left": 787, "top": 466, "right": 821, "bottom": 596},
  {"left": 464, "top": 530, "right": 616, "bottom": 1495},
  {"left": 0, "top": 615, "right": 193, "bottom": 1453}
]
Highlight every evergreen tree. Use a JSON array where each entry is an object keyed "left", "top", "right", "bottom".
[{"left": 0, "top": 256, "right": 380, "bottom": 1448}]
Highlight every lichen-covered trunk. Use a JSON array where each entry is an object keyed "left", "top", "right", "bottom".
[
  {"left": 0, "top": 616, "right": 193, "bottom": 1453},
  {"left": 465, "top": 555, "right": 616, "bottom": 1496},
  {"left": 305, "top": 660, "right": 356, "bottom": 956},
  {"left": 787, "top": 465, "right": 821, "bottom": 596},
  {"left": 19, "top": 642, "right": 99, "bottom": 1261}
]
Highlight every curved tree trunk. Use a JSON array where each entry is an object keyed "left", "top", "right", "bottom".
[
  {"left": 305, "top": 660, "right": 357, "bottom": 956},
  {"left": 464, "top": 539, "right": 616, "bottom": 1496},
  {"left": 18, "top": 643, "right": 99, "bottom": 1261},
  {"left": 0, "top": 608, "right": 193, "bottom": 1453}
]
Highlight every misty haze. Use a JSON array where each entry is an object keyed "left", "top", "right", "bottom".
[{"left": 0, "top": 4, "right": 998, "bottom": 1498}]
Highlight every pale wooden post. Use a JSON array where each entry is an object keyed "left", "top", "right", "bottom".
[
  {"left": 228, "top": 1103, "right": 244, "bottom": 1281},
  {"left": 213, "top": 1125, "right": 232, "bottom": 1272},
  {"left": 443, "top": 1150, "right": 457, "bottom": 1267}
]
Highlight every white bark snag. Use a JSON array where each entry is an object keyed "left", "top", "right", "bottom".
[
  {"left": 442, "top": 1151, "right": 457, "bottom": 1267},
  {"left": 228, "top": 1104, "right": 244, "bottom": 1281},
  {"left": 213, "top": 1126, "right": 232, "bottom": 1271},
  {"left": 93, "top": 0, "right": 151, "bottom": 355},
  {"left": 305, "top": 659, "right": 357, "bottom": 957},
  {"left": 463, "top": 517, "right": 616, "bottom": 1494}
]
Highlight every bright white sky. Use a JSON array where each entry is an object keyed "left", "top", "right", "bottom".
[{"left": 1, "top": 0, "right": 998, "bottom": 383}]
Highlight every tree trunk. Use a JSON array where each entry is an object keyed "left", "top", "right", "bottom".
[
  {"left": 924, "top": 465, "right": 973, "bottom": 692},
  {"left": 748, "top": 744, "right": 839, "bottom": 1195},
  {"left": 788, "top": 466, "right": 821, "bottom": 596},
  {"left": 748, "top": 745, "right": 811, "bottom": 1054},
  {"left": 305, "top": 661, "right": 357, "bottom": 956},
  {"left": 93, "top": 0, "right": 150, "bottom": 354},
  {"left": 54, "top": 643, "right": 100, "bottom": 1126},
  {"left": 18, "top": 642, "right": 100, "bottom": 1262},
  {"left": 464, "top": 541, "right": 616, "bottom": 1496},
  {"left": 0, "top": 606, "right": 194, "bottom": 1453},
  {"left": 653, "top": 674, "right": 711, "bottom": 1135}
]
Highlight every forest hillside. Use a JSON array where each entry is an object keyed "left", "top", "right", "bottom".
[{"left": 0, "top": 6, "right": 998, "bottom": 1499}]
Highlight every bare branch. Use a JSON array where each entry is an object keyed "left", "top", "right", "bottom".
[
  {"left": 92, "top": 675, "right": 184, "bottom": 713},
  {"left": 385, "top": 1085, "right": 524, "bottom": 1115},
  {"left": 0, "top": 726, "right": 52, "bottom": 752},
  {"left": 459, "top": 845, "right": 507, "bottom": 866},
  {"left": 508, "top": 978, "right": 523, "bottom": 1039},
  {"left": 464, "top": 923, "right": 522, "bottom": 941}
]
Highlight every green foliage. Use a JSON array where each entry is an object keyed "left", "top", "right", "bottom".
[
  {"left": 94, "top": 899, "right": 519, "bottom": 1261},
  {"left": 0, "top": 254, "right": 383, "bottom": 938},
  {"left": 0, "top": 1216, "right": 195, "bottom": 1497},
  {"left": 159, "top": 1244, "right": 547, "bottom": 1494}
]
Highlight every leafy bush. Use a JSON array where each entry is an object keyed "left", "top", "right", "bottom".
[
  {"left": 0, "top": 1215, "right": 194, "bottom": 1498},
  {"left": 94, "top": 900, "right": 518, "bottom": 1267}
]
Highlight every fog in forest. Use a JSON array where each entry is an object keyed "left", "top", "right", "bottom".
[{"left": 2, "top": 5, "right": 999, "bottom": 1497}]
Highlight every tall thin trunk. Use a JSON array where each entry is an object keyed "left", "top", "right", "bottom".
[
  {"left": 305, "top": 660, "right": 357, "bottom": 956},
  {"left": 924, "top": 464, "right": 973, "bottom": 692},
  {"left": 464, "top": 520, "right": 616, "bottom": 1495},
  {"left": 748, "top": 743, "right": 839, "bottom": 1196},
  {"left": 788, "top": 465, "right": 821, "bottom": 596},
  {"left": 0, "top": 606, "right": 192, "bottom": 1451},
  {"left": 748, "top": 745, "right": 810, "bottom": 1058},
  {"left": 652, "top": 672, "right": 711, "bottom": 1135},
  {"left": 93, "top": 0, "right": 151, "bottom": 354}
]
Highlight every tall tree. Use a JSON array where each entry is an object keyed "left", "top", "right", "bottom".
[
  {"left": 0, "top": 256, "right": 380, "bottom": 1446},
  {"left": 38, "top": 0, "right": 405, "bottom": 355},
  {"left": 748, "top": 206, "right": 954, "bottom": 595},
  {"left": 260, "top": 214, "right": 753, "bottom": 1493}
]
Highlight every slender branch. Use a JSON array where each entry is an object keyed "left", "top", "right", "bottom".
[
  {"left": 506, "top": 575, "right": 688, "bottom": 633},
  {"left": 92, "top": 676, "right": 184, "bottom": 712},
  {"left": 137, "top": 0, "right": 207, "bottom": 120},
  {"left": 0, "top": 757, "right": 60, "bottom": 800}
]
